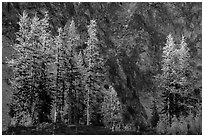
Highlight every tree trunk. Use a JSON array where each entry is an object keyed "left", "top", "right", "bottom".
[
  {"left": 55, "top": 46, "right": 61, "bottom": 124},
  {"left": 87, "top": 89, "right": 90, "bottom": 126},
  {"left": 75, "top": 88, "right": 79, "bottom": 133}
]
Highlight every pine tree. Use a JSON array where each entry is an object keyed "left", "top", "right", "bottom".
[
  {"left": 8, "top": 11, "right": 53, "bottom": 125},
  {"left": 83, "top": 20, "right": 105, "bottom": 125}
]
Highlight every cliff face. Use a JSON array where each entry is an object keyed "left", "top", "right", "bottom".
[
  {"left": 2, "top": 36, "right": 14, "bottom": 131},
  {"left": 107, "top": 55, "right": 149, "bottom": 126}
]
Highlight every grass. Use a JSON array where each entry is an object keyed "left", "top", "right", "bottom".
[{"left": 2, "top": 123, "right": 157, "bottom": 135}]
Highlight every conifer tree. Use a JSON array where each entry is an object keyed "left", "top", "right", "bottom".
[
  {"left": 156, "top": 34, "right": 192, "bottom": 126},
  {"left": 75, "top": 51, "right": 87, "bottom": 125},
  {"left": 83, "top": 20, "right": 105, "bottom": 125},
  {"left": 62, "top": 20, "right": 81, "bottom": 125},
  {"left": 51, "top": 20, "right": 83, "bottom": 127},
  {"left": 52, "top": 27, "right": 65, "bottom": 124},
  {"left": 158, "top": 34, "right": 177, "bottom": 125},
  {"left": 8, "top": 11, "right": 53, "bottom": 125},
  {"left": 102, "top": 86, "right": 123, "bottom": 131},
  {"left": 177, "top": 36, "right": 191, "bottom": 86}
]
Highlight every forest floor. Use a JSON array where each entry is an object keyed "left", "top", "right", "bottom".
[{"left": 2, "top": 123, "right": 157, "bottom": 135}]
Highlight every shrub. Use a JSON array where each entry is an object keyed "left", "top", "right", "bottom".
[
  {"left": 150, "top": 101, "right": 159, "bottom": 128},
  {"left": 157, "top": 110, "right": 202, "bottom": 135},
  {"left": 156, "top": 116, "right": 169, "bottom": 134}
]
